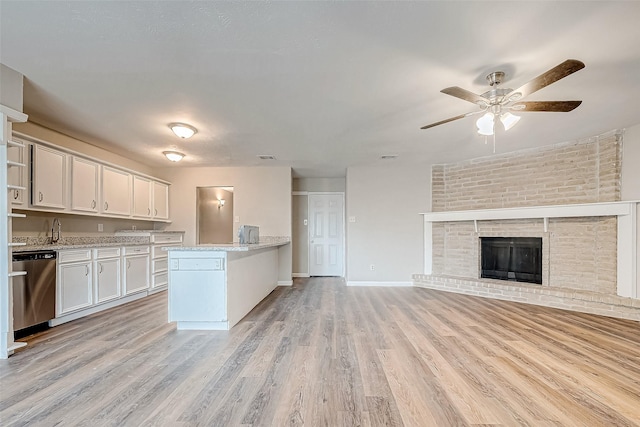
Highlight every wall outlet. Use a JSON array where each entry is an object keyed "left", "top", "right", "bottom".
[
  {"left": 369, "top": 264, "right": 375, "bottom": 271},
  {"left": 349, "top": 216, "right": 356, "bottom": 223},
  {"left": 303, "top": 219, "right": 308, "bottom": 226},
  {"left": 98, "top": 224, "right": 104, "bottom": 232}
]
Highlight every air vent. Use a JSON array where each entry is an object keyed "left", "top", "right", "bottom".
[
  {"left": 257, "top": 155, "right": 276, "bottom": 160},
  {"left": 380, "top": 155, "right": 398, "bottom": 160}
]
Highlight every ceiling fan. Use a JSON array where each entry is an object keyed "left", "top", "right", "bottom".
[{"left": 421, "top": 59, "right": 585, "bottom": 135}]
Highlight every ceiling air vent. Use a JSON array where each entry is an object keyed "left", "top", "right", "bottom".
[
  {"left": 380, "top": 155, "right": 398, "bottom": 160},
  {"left": 257, "top": 155, "right": 276, "bottom": 160}
]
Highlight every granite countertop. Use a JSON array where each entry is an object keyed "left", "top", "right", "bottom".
[
  {"left": 12, "top": 236, "right": 151, "bottom": 253},
  {"left": 115, "top": 230, "right": 186, "bottom": 236},
  {"left": 164, "top": 237, "right": 291, "bottom": 252}
]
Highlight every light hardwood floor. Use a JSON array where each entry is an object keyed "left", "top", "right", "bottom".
[{"left": 1, "top": 277, "right": 640, "bottom": 426}]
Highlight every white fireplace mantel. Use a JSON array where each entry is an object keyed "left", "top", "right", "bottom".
[{"left": 421, "top": 201, "right": 640, "bottom": 299}]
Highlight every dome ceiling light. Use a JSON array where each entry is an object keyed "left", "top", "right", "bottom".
[
  {"left": 163, "top": 151, "right": 185, "bottom": 162},
  {"left": 169, "top": 122, "right": 197, "bottom": 139}
]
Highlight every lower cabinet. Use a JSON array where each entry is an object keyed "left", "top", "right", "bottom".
[
  {"left": 94, "top": 248, "right": 121, "bottom": 304},
  {"left": 123, "top": 246, "right": 150, "bottom": 295},
  {"left": 58, "top": 259, "right": 93, "bottom": 315},
  {"left": 56, "top": 245, "right": 149, "bottom": 319}
]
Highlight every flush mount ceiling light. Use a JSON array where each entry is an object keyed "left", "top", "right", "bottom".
[
  {"left": 169, "top": 123, "right": 197, "bottom": 139},
  {"left": 163, "top": 151, "right": 185, "bottom": 162}
]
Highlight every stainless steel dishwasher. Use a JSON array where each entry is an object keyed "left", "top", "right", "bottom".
[{"left": 12, "top": 250, "right": 57, "bottom": 337}]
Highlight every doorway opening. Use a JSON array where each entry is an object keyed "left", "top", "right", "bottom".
[{"left": 196, "top": 186, "right": 234, "bottom": 244}]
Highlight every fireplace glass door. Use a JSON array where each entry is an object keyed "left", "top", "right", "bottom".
[{"left": 480, "top": 237, "right": 542, "bottom": 284}]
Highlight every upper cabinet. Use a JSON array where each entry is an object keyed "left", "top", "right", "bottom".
[
  {"left": 152, "top": 181, "right": 169, "bottom": 220},
  {"left": 133, "top": 175, "right": 152, "bottom": 218},
  {"left": 12, "top": 133, "right": 171, "bottom": 222},
  {"left": 31, "top": 144, "right": 66, "bottom": 209},
  {"left": 70, "top": 156, "right": 99, "bottom": 213},
  {"left": 101, "top": 166, "right": 132, "bottom": 217}
]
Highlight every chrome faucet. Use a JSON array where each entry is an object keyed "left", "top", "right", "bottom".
[{"left": 51, "top": 218, "right": 62, "bottom": 244}]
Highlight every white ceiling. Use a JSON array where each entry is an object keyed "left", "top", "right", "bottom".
[{"left": 1, "top": 1, "right": 639, "bottom": 177}]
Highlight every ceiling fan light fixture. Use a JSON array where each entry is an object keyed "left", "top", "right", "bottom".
[
  {"left": 163, "top": 151, "right": 185, "bottom": 162},
  {"left": 169, "top": 123, "right": 197, "bottom": 139},
  {"left": 476, "top": 112, "right": 495, "bottom": 136},
  {"left": 500, "top": 112, "right": 521, "bottom": 131}
]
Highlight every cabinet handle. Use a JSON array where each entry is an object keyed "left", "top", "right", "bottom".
[
  {"left": 92, "top": 200, "right": 96, "bottom": 209},
  {"left": 14, "top": 190, "right": 19, "bottom": 200},
  {"left": 85, "top": 265, "right": 89, "bottom": 276},
  {"left": 99, "top": 263, "right": 103, "bottom": 273},
  {"left": 154, "top": 209, "right": 158, "bottom": 216},
  {"left": 104, "top": 201, "right": 109, "bottom": 211},
  {"left": 127, "top": 260, "right": 131, "bottom": 269},
  {"left": 39, "top": 192, "right": 43, "bottom": 202},
  {"left": 148, "top": 208, "right": 151, "bottom": 215}
]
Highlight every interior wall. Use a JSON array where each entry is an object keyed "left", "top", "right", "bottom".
[
  {"left": 292, "top": 195, "right": 308, "bottom": 275},
  {"left": 0, "top": 64, "right": 23, "bottom": 111},
  {"left": 346, "top": 163, "right": 431, "bottom": 284},
  {"left": 621, "top": 123, "right": 640, "bottom": 200},
  {"left": 293, "top": 177, "right": 345, "bottom": 192},
  {"left": 196, "top": 187, "right": 234, "bottom": 244},
  {"left": 12, "top": 210, "right": 157, "bottom": 238},
  {"left": 12, "top": 121, "right": 154, "bottom": 175},
  {"left": 156, "top": 166, "right": 292, "bottom": 281}
]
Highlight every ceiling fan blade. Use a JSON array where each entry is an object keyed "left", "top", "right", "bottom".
[
  {"left": 511, "top": 100, "right": 582, "bottom": 112},
  {"left": 504, "top": 59, "right": 585, "bottom": 100},
  {"left": 421, "top": 112, "right": 477, "bottom": 130},
  {"left": 441, "top": 87, "right": 488, "bottom": 106}
]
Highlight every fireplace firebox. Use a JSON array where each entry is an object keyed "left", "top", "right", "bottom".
[{"left": 480, "top": 237, "right": 542, "bottom": 284}]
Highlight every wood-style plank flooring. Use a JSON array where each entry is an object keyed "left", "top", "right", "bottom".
[{"left": 1, "top": 277, "right": 640, "bottom": 426}]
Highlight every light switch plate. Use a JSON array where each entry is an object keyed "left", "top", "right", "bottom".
[
  {"left": 234, "top": 216, "right": 240, "bottom": 223},
  {"left": 303, "top": 219, "right": 308, "bottom": 226}
]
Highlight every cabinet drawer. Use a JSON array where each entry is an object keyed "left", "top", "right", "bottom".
[
  {"left": 123, "top": 245, "right": 150, "bottom": 256},
  {"left": 152, "top": 272, "right": 168, "bottom": 288},
  {"left": 58, "top": 249, "right": 92, "bottom": 263},
  {"left": 152, "top": 243, "right": 181, "bottom": 259},
  {"left": 153, "top": 258, "right": 168, "bottom": 274},
  {"left": 94, "top": 247, "right": 121, "bottom": 259},
  {"left": 151, "top": 233, "right": 183, "bottom": 244}
]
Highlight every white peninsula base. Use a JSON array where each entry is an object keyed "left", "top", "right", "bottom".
[{"left": 166, "top": 239, "right": 289, "bottom": 330}]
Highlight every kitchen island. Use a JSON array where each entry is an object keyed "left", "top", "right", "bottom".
[{"left": 165, "top": 237, "right": 290, "bottom": 330}]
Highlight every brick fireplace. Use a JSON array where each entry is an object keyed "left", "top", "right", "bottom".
[{"left": 413, "top": 131, "right": 640, "bottom": 321}]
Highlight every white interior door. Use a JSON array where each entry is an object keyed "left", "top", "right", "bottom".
[{"left": 309, "top": 193, "right": 344, "bottom": 276}]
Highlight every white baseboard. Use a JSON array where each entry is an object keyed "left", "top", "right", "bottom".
[
  {"left": 292, "top": 273, "right": 310, "bottom": 278},
  {"left": 346, "top": 281, "right": 413, "bottom": 287},
  {"left": 278, "top": 280, "right": 294, "bottom": 286}
]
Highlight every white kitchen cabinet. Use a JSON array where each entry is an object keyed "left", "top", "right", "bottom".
[
  {"left": 94, "top": 248, "right": 121, "bottom": 303},
  {"left": 133, "top": 175, "right": 152, "bottom": 218},
  {"left": 101, "top": 166, "right": 131, "bottom": 216},
  {"left": 58, "top": 250, "right": 94, "bottom": 315},
  {"left": 71, "top": 156, "right": 99, "bottom": 213},
  {"left": 31, "top": 144, "right": 66, "bottom": 209},
  {"left": 152, "top": 181, "right": 169, "bottom": 220},
  {"left": 123, "top": 246, "right": 150, "bottom": 295},
  {"left": 7, "top": 139, "right": 27, "bottom": 206},
  {"left": 150, "top": 232, "right": 183, "bottom": 293}
]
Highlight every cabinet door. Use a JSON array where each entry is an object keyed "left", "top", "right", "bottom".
[
  {"left": 133, "top": 176, "right": 152, "bottom": 218},
  {"left": 7, "top": 141, "right": 26, "bottom": 205},
  {"left": 71, "top": 156, "right": 99, "bottom": 213},
  {"left": 95, "top": 258, "right": 121, "bottom": 303},
  {"left": 123, "top": 255, "right": 149, "bottom": 295},
  {"left": 32, "top": 144, "right": 66, "bottom": 209},
  {"left": 101, "top": 166, "right": 131, "bottom": 216},
  {"left": 58, "top": 262, "right": 93, "bottom": 315},
  {"left": 152, "top": 181, "right": 169, "bottom": 219}
]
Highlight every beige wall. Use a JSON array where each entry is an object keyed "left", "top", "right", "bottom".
[
  {"left": 346, "top": 163, "right": 431, "bottom": 283},
  {"left": 293, "top": 177, "right": 345, "bottom": 192},
  {"left": 13, "top": 122, "right": 154, "bottom": 175},
  {"left": 622, "top": 123, "right": 640, "bottom": 200},
  {"left": 156, "top": 166, "right": 292, "bottom": 281},
  {"left": 0, "top": 64, "right": 23, "bottom": 112}
]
